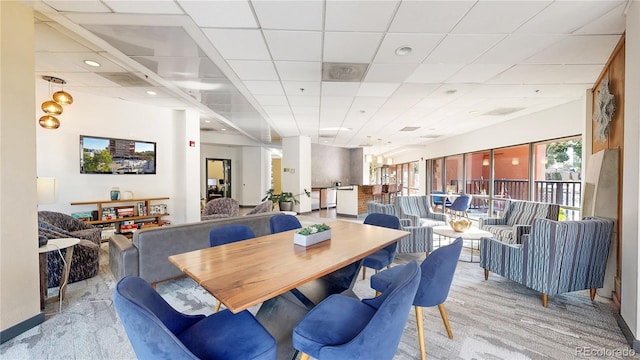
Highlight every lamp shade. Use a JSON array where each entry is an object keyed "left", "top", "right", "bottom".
[
  {"left": 482, "top": 159, "right": 489, "bottom": 166},
  {"left": 39, "top": 115, "right": 60, "bottom": 129},
  {"left": 37, "top": 177, "right": 57, "bottom": 204},
  {"left": 377, "top": 156, "right": 383, "bottom": 165},
  {"left": 386, "top": 157, "right": 393, "bottom": 165},
  {"left": 41, "top": 100, "right": 63, "bottom": 115},
  {"left": 365, "top": 154, "right": 373, "bottom": 163},
  {"left": 53, "top": 90, "right": 73, "bottom": 105}
]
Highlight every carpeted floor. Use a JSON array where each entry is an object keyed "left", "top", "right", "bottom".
[{"left": 1, "top": 218, "right": 636, "bottom": 360}]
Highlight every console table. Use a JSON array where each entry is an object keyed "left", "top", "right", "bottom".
[{"left": 39, "top": 238, "right": 79, "bottom": 310}]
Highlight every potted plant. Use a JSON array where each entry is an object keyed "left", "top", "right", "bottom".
[
  {"left": 294, "top": 223, "right": 331, "bottom": 246},
  {"left": 262, "top": 189, "right": 311, "bottom": 211}
]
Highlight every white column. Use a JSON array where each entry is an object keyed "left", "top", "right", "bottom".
[
  {"left": 173, "top": 109, "right": 201, "bottom": 223},
  {"left": 283, "top": 136, "right": 312, "bottom": 213}
]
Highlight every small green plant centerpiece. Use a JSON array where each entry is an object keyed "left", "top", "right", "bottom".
[{"left": 294, "top": 223, "right": 331, "bottom": 246}]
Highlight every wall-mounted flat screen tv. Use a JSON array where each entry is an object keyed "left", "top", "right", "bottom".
[{"left": 80, "top": 135, "right": 156, "bottom": 174}]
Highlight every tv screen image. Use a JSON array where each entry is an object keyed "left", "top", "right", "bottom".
[{"left": 80, "top": 135, "right": 156, "bottom": 174}]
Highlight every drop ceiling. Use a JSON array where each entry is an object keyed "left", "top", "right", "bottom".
[{"left": 30, "top": 0, "right": 627, "bottom": 154}]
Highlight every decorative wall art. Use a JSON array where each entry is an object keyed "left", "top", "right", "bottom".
[{"left": 593, "top": 78, "right": 616, "bottom": 144}]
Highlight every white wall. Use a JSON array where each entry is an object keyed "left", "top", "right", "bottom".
[
  {"left": 393, "top": 100, "right": 584, "bottom": 164},
  {"left": 622, "top": 1, "right": 640, "bottom": 343},
  {"left": 35, "top": 85, "right": 193, "bottom": 224},
  {"left": 283, "top": 136, "right": 312, "bottom": 213},
  {"left": 241, "top": 146, "right": 267, "bottom": 205}
]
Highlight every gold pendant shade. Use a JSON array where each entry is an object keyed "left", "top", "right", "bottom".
[{"left": 39, "top": 76, "right": 72, "bottom": 129}]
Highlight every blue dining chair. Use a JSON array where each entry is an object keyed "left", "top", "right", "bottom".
[
  {"left": 269, "top": 214, "right": 302, "bottom": 234},
  {"left": 113, "top": 276, "right": 277, "bottom": 360},
  {"left": 447, "top": 195, "right": 472, "bottom": 218},
  {"left": 293, "top": 261, "right": 421, "bottom": 360},
  {"left": 209, "top": 224, "right": 255, "bottom": 311},
  {"left": 361, "top": 213, "right": 401, "bottom": 280},
  {"left": 370, "top": 238, "right": 463, "bottom": 360},
  {"left": 431, "top": 191, "right": 452, "bottom": 212}
]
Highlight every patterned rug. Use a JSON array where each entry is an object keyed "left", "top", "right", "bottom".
[{"left": 1, "top": 237, "right": 635, "bottom": 360}]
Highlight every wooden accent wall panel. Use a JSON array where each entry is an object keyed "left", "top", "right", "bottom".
[{"left": 590, "top": 35, "right": 624, "bottom": 308}]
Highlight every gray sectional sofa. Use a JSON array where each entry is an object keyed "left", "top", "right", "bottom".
[{"left": 109, "top": 212, "right": 278, "bottom": 285}]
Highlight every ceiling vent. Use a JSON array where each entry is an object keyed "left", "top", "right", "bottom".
[
  {"left": 97, "top": 72, "right": 151, "bottom": 87},
  {"left": 400, "top": 126, "right": 420, "bottom": 132},
  {"left": 322, "top": 63, "right": 369, "bottom": 82},
  {"left": 483, "top": 107, "right": 525, "bottom": 116}
]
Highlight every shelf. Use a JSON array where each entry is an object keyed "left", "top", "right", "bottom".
[
  {"left": 86, "top": 213, "right": 170, "bottom": 225},
  {"left": 70, "top": 197, "right": 169, "bottom": 206}
]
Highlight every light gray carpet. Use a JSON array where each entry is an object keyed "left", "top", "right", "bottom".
[{"left": 1, "top": 234, "right": 636, "bottom": 360}]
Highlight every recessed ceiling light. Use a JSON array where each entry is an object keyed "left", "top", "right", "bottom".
[
  {"left": 84, "top": 60, "right": 101, "bottom": 67},
  {"left": 323, "top": 140, "right": 329, "bottom": 143},
  {"left": 469, "top": 110, "right": 479, "bottom": 115},
  {"left": 395, "top": 46, "right": 412, "bottom": 56},
  {"left": 221, "top": 128, "right": 227, "bottom": 131},
  {"left": 146, "top": 90, "right": 157, "bottom": 95},
  {"left": 205, "top": 120, "right": 211, "bottom": 123}
]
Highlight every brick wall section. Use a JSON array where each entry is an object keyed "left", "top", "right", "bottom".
[{"left": 358, "top": 186, "right": 374, "bottom": 214}]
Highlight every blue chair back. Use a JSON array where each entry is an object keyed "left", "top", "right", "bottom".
[
  {"left": 448, "top": 195, "right": 472, "bottom": 212},
  {"left": 113, "top": 276, "right": 203, "bottom": 359},
  {"left": 364, "top": 213, "right": 401, "bottom": 255},
  {"left": 323, "top": 261, "right": 421, "bottom": 359},
  {"left": 431, "top": 191, "right": 452, "bottom": 206},
  {"left": 269, "top": 214, "right": 302, "bottom": 233},
  {"left": 209, "top": 224, "right": 255, "bottom": 247},
  {"left": 415, "top": 237, "right": 463, "bottom": 307}
]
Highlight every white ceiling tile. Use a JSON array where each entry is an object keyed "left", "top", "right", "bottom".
[
  {"left": 574, "top": 3, "right": 627, "bottom": 35},
  {"left": 325, "top": 0, "right": 399, "bottom": 32},
  {"left": 227, "top": 61, "right": 278, "bottom": 80},
  {"left": 357, "top": 83, "right": 400, "bottom": 97},
  {"left": 35, "top": 53, "right": 90, "bottom": 73},
  {"left": 323, "top": 32, "right": 384, "bottom": 63},
  {"left": 37, "top": 71, "right": 120, "bottom": 87},
  {"left": 487, "top": 64, "right": 602, "bottom": 85},
  {"left": 321, "top": 82, "right": 361, "bottom": 97},
  {"left": 405, "top": 64, "right": 465, "bottom": 83},
  {"left": 178, "top": 0, "right": 257, "bottom": 28},
  {"left": 288, "top": 96, "right": 320, "bottom": 107},
  {"left": 364, "top": 63, "right": 418, "bottom": 83},
  {"left": 42, "top": 0, "right": 111, "bottom": 12},
  {"left": 282, "top": 81, "right": 321, "bottom": 96},
  {"left": 516, "top": 1, "right": 625, "bottom": 35},
  {"left": 264, "top": 31, "right": 322, "bottom": 61},
  {"left": 446, "top": 64, "right": 512, "bottom": 83},
  {"left": 242, "top": 81, "right": 284, "bottom": 95},
  {"left": 424, "top": 34, "right": 505, "bottom": 64},
  {"left": 389, "top": 1, "right": 475, "bottom": 33},
  {"left": 373, "top": 33, "right": 445, "bottom": 64},
  {"left": 254, "top": 95, "right": 289, "bottom": 106},
  {"left": 392, "top": 84, "right": 439, "bottom": 100},
  {"left": 203, "top": 29, "right": 270, "bottom": 60},
  {"left": 524, "top": 35, "right": 621, "bottom": 65},
  {"left": 275, "top": 62, "right": 322, "bottom": 81},
  {"left": 559, "top": 65, "right": 604, "bottom": 85},
  {"left": 103, "top": 0, "right": 183, "bottom": 14},
  {"left": 262, "top": 105, "right": 292, "bottom": 115},
  {"left": 451, "top": 1, "right": 551, "bottom": 34},
  {"left": 321, "top": 96, "right": 354, "bottom": 110},
  {"left": 35, "top": 24, "right": 93, "bottom": 53},
  {"left": 252, "top": 0, "right": 323, "bottom": 31},
  {"left": 474, "top": 34, "right": 565, "bottom": 64}
]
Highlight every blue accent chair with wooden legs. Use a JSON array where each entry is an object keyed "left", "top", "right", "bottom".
[
  {"left": 293, "top": 261, "right": 421, "bottom": 360},
  {"left": 371, "top": 238, "right": 463, "bottom": 360},
  {"left": 361, "top": 213, "right": 401, "bottom": 280},
  {"left": 113, "top": 276, "right": 276, "bottom": 360},
  {"left": 269, "top": 214, "right": 302, "bottom": 234}
]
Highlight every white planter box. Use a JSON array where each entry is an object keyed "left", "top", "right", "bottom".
[{"left": 294, "top": 230, "right": 331, "bottom": 246}]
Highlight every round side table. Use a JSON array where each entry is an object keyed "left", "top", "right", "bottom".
[{"left": 39, "top": 238, "right": 80, "bottom": 310}]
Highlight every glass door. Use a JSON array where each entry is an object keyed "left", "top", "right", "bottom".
[{"left": 206, "top": 158, "right": 232, "bottom": 200}]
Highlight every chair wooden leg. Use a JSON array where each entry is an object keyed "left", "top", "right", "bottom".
[
  {"left": 362, "top": 267, "right": 366, "bottom": 280},
  {"left": 415, "top": 306, "right": 427, "bottom": 360},
  {"left": 425, "top": 251, "right": 430, "bottom": 258},
  {"left": 590, "top": 288, "right": 597, "bottom": 300},
  {"left": 541, "top": 293, "right": 548, "bottom": 308},
  {"left": 484, "top": 269, "right": 489, "bottom": 280},
  {"left": 214, "top": 300, "right": 222, "bottom": 313},
  {"left": 299, "top": 353, "right": 310, "bottom": 360},
  {"left": 375, "top": 291, "right": 381, "bottom": 297},
  {"left": 386, "top": 265, "right": 391, "bottom": 269},
  {"left": 437, "top": 304, "right": 453, "bottom": 339}
]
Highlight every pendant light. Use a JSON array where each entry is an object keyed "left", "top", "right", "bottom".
[{"left": 39, "top": 76, "right": 72, "bottom": 129}]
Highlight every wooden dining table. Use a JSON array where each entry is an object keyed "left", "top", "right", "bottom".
[{"left": 169, "top": 219, "right": 409, "bottom": 359}]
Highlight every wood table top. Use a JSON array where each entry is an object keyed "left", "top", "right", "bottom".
[{"left": 168, "top": 220, "right": 409, "bottom": 313}]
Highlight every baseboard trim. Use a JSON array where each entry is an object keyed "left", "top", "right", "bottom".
[
  {"left": 0, "top": 311, "right": 45, "bottom": 344},
  {"left": 616, "top": 312, "right": 640, "bottom": 352}
]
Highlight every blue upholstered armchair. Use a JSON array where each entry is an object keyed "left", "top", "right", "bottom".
[
  {"left": 367, "top": 201, "right": 433, "bottom": 255},
  {"left": 480, "top": 217, "right": 613, "bottom": 307},
  {"left": 479, "top": 200, "right": 560, "bottom": 244}
]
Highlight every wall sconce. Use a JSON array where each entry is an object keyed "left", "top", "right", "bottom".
[
  {"left": 365, "top": 154, "right": 373, "bottom": 163},
  {"left": 376, "top": 156, "right": 383, "bottom": 165},
  {"left": 512, "top": 158, "right": 520, "bottom": 166},
  {"left": 386, "top": 157, "right": 393, "bottom": 165},
  {"left": 39, "top": 76, "right": 73, "bottom": 129},
  {"left": 482, "top": 159, "right": 489, "bottom": 166}
]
